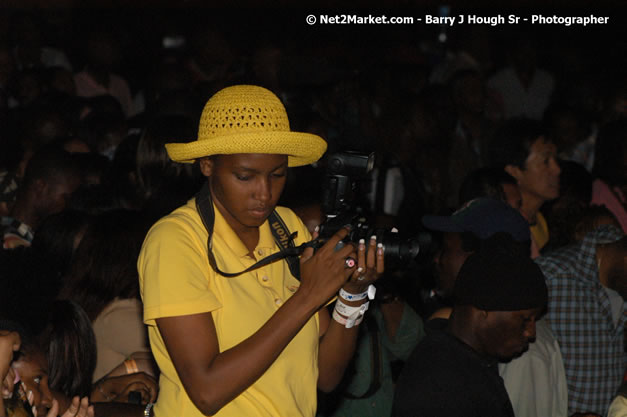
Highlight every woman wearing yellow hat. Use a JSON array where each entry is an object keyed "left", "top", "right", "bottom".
[{"left": 138, "top": 85, "right": 383, "bottom": 416}]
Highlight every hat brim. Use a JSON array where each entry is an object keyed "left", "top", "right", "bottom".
[
  {"left": 165, "top": 131, "right": 327, "bottom": 167},
  {"left": 421, "top": 215, "right": 465, "bottom": 233}
]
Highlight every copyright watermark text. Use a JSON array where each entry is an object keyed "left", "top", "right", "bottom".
[{"left": 306, "top": 13, "right": 610, "bottom": 27}]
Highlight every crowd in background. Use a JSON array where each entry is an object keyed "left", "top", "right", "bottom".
[{"left": 0, "top": 7, "right": 625, "bottom": 417}]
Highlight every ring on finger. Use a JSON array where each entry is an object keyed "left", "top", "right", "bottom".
[{"left": 344, "top": 257, "right": 356, "bottom": 269}]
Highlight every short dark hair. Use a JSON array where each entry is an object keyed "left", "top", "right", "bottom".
[
  {"left": 488, "top": 118, "right": 545, "bottom": 170},
  {"left": 458, "top": 167, "right": 517, "bottom": 206},
  {"left": 21, "top": 145, "right": 80, "bottom": 189}
]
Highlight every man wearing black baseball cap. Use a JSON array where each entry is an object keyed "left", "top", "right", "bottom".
[{"left": 393, "top": 234, "right": 547, "bottom": 417}]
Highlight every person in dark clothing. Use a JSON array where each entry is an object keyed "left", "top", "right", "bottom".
[{"left": 393, "top": 234, "right": 548, "bottom": 417}]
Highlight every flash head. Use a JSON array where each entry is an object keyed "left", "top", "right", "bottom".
[{"left": 326, "top": 152, "right": 374, "bottom": 177}]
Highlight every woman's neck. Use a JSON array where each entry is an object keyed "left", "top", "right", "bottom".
[{"left": 212, "top": 197, "right": 260, "bottom": 255}]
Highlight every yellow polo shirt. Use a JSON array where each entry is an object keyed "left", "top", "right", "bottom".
[
  {"left": 138, "top": 198, "right": 318, "bottom": 417},
  {"left": 530, "top": 211, "right": 549, "bottom": 251}
]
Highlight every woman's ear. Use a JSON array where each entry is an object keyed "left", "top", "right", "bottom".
[{"left": 198, "top": 157, "right": 213, "bottom": 178}]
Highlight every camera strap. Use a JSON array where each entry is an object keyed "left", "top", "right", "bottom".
[{"left": 195, "top": 182, "right": 302, "bottom": 280}]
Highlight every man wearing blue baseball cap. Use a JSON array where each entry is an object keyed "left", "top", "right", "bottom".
[
  {"left": 393, "top": 234, "right": 548, "bottom": 417},
  {"left": 421, "top": 197, "right": 531, "bottom": 311},
  {"left": 421, "top": 197, "right": 568, "bottom": 417}
]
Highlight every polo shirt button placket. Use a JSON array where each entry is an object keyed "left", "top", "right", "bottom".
[{"left": 274, "top": 298, "right": 282, "bottom": 306}]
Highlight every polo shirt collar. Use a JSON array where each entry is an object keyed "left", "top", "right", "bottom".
[{"left": 212, "top": 202, "right": 275, "bottom": 258}]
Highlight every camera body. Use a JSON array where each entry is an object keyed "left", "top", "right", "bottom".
[{"left": 315, "top": 151, "right": 420, "bottom": 267}]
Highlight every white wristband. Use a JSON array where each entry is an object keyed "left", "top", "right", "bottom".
[
  {"left": 332, "top": 307, "right": 365, "bottom": 328},
  {"left": 339, "top": 285, "right": 376, "bottom": 301},
  {"left": 334, "top": 298, "right": 369, "bottom": 317}
]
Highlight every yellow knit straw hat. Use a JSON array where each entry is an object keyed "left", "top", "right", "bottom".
[{"left": 165, "top": 85, "right": 327, "bottom": 167}]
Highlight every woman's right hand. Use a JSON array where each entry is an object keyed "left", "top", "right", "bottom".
[{"left": 298, "top": 227, "right": 358, "bottom": 308}]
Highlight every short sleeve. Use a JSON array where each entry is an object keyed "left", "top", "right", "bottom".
[{"left": 138, "top": 216, "right": 221, "bottom": 326}]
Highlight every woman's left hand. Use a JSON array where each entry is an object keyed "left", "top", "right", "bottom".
[{"left": 343, "top": 235, "right": 384, "bottom": 294}]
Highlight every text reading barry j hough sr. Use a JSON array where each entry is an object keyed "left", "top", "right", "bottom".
[{"left": 425, "top": 14, "right": 610, "bottom": 26}]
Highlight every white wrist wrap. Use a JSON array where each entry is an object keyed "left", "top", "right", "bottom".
[
  {"left": 334, "top": 298, "right": 369, "bottom": 317},
  {"left": 332, "top": 301, "right": 368, "bottom": 328},
  {"left": 339, "top": 285, "right": 376, "bottom": 302}
]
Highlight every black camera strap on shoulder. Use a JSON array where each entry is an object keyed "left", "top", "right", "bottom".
[{"left": 195, "top": 182, "right": 303, "bottom": 280}]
